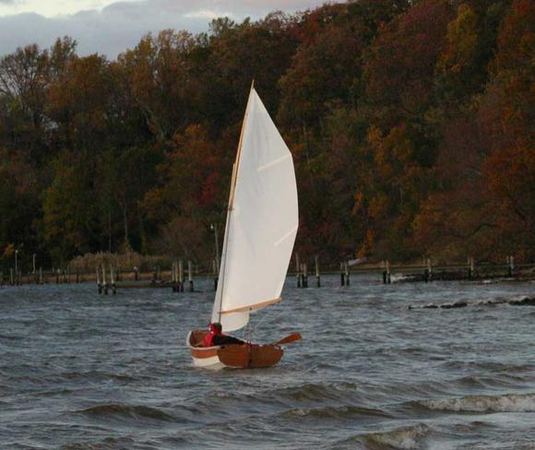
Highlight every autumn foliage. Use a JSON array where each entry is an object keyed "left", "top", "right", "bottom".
[{"left": 0, "top": 0, "right": 533, "bottom": 269}]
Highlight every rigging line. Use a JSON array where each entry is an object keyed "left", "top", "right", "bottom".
[
  {"left": 300, "top": 363, "right": 318, "bottom": 375},
  {"left": 253, "top": 306, "right": 285, "bottom": 334},
  {"left": 245, "top": 318, "right": 253, "bottom": 344}
]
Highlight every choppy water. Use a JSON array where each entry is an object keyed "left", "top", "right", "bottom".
[{"left": 1, "top": 274, "right": 535, "bottom": 449}]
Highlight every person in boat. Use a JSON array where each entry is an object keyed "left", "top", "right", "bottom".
[{"left": 202, "top": 322, "right": 244, "bottom": 347}]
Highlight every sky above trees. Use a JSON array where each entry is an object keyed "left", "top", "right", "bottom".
[{"left": 0, "top": 0, "right": 327, "bottom": 57}]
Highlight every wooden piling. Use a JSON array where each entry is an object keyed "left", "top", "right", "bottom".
[
  {"left": 110, "top": 265, "right": 116, "bottom": 295},
  {"left": 340, "top": 263, "right": 345, "bottom": 286},
  {"left": 301, "top": 263, "right": 308, "bottom": 288},
  {"left": 102, "top": 265, "right": 108, "bottom": 295},
  {"left": 426, "top": 258, "right": 432, "bottom": 282},
  {"left": 315, "top": 255, "right": 320, "bottom": 288},
  {"left": 188, "top": 260, "right": 194, "bottom": 292},
  {"left": 467, "top": 256, "right": 474, "bottom": 279},
  {"left": 507, "top": 255, "right": 514, "bottom": 277},
  {"left": 178, "top": 259, "right": 184, "bottom": 292},
  {"left": 171, "top": 260, "right": 177, "bottom": 292},
  {"left": 385, "top": 260, "right": 391, "bottom": 284},
  {"left": 295, "top": 253, "right": 301, "bottom": 288},
  {"left": 96, "top": 266, "right": 102, "bottom": 294}
]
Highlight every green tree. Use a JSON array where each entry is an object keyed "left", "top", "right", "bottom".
[{"left": 43, "top": 152, "right": 99, "bottom": 264}]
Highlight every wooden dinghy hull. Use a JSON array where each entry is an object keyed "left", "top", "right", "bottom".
[{"left": 187, "top": 330, "right": 283, "bottom": 369}]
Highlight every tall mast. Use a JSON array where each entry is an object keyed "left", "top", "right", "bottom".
[{"left": 215, "top": 82, "right": 255, "bottom": 323}]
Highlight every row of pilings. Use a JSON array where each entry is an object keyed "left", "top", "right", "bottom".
[
  {"left": 379, "top": 256, "right": 518, "bottom": 284},
  {"left": 0, "top": 268, "right": 83, "bottom": 286},
  {"left": 1, "top": 254, "right": 529, "bottom": 291},
  {"left": 294, "top": 254, "right": 351, "bottom": 288}
]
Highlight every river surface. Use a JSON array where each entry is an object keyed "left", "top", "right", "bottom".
[{"left": 1, "top": 274, "right": 535, "bottom": 449}]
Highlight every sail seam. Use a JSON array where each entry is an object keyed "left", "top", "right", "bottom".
[
  {"left": 274, "top": 225, "right": 298, "bottom": 247},
  {"left": 257, "top": 154, "right": 290, "bottom": 173}
]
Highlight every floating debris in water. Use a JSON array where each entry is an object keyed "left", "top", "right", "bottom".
[{"left": 409, "top": 297, "right": 535, "bottom": 310}]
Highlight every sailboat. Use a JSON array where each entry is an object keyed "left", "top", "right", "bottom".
[{"left": 186, "top": 84, "right": 300, "bottom": 369}]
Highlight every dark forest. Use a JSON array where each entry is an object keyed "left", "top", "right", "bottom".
[{"left": 0, "top": 0, "right": 533, "bottom": 270}]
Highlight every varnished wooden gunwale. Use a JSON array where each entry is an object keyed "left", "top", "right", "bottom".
[{"left": 190, "top": 347, "right": 219, "bottom": 358}]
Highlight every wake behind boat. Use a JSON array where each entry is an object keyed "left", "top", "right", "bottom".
[{"left": 187, "top": 84, "right": 300, "bottom": 369}]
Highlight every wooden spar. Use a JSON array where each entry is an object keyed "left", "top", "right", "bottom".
[
  {"left": 221, "top": 297, "right": 281, "bottom": 314},
  {"left": 216, "top": 83, "right": 254, "bottom": 324}
]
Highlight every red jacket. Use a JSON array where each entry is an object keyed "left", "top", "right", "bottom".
[
  {"left": 203, "top": 324, "right": 222, "bottom": 347},
  {"left": 203, "top": 330, "right": 217, "bottom": 347}
]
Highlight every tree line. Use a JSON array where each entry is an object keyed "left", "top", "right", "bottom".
[{"left": 0, "top": 0, "right": 533, "bottom": 271}]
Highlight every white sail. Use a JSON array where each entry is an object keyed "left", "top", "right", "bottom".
[{"left": 211, "top": 87, "right": 298, "bottom": 332}]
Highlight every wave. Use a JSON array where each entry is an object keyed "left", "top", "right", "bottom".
[
  {"left": 419, "top": 392, "right": 535, "bottom": 413},
  {"left": 78, "top": 403, "right": 176, "bottom": 422},
  {"left": 0, "top": 334, "right": 23, "bottom": 341},
  {"left": 61, "top": 370, "right": 137, "bottom": 383},
  {"left": 280, "top": 404, "right": 391, "bottom": 420},
  {"left": 62, "top": 436, "right": 137, "bottom": 450},
  {"left": 362, "top": 423, "right": 431, "bottom": 450},
  {"left": 509, "top": 297, "right": 535, "bottom": 306},
  {"left": 272, "top": 382, "right": 359, "bottom": 403},
  {"left": 450, "top": 372, "right": 534, "bottom": 390},
  {"left": 205, "top": 381, "right": 360, "bottom": 403}
]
